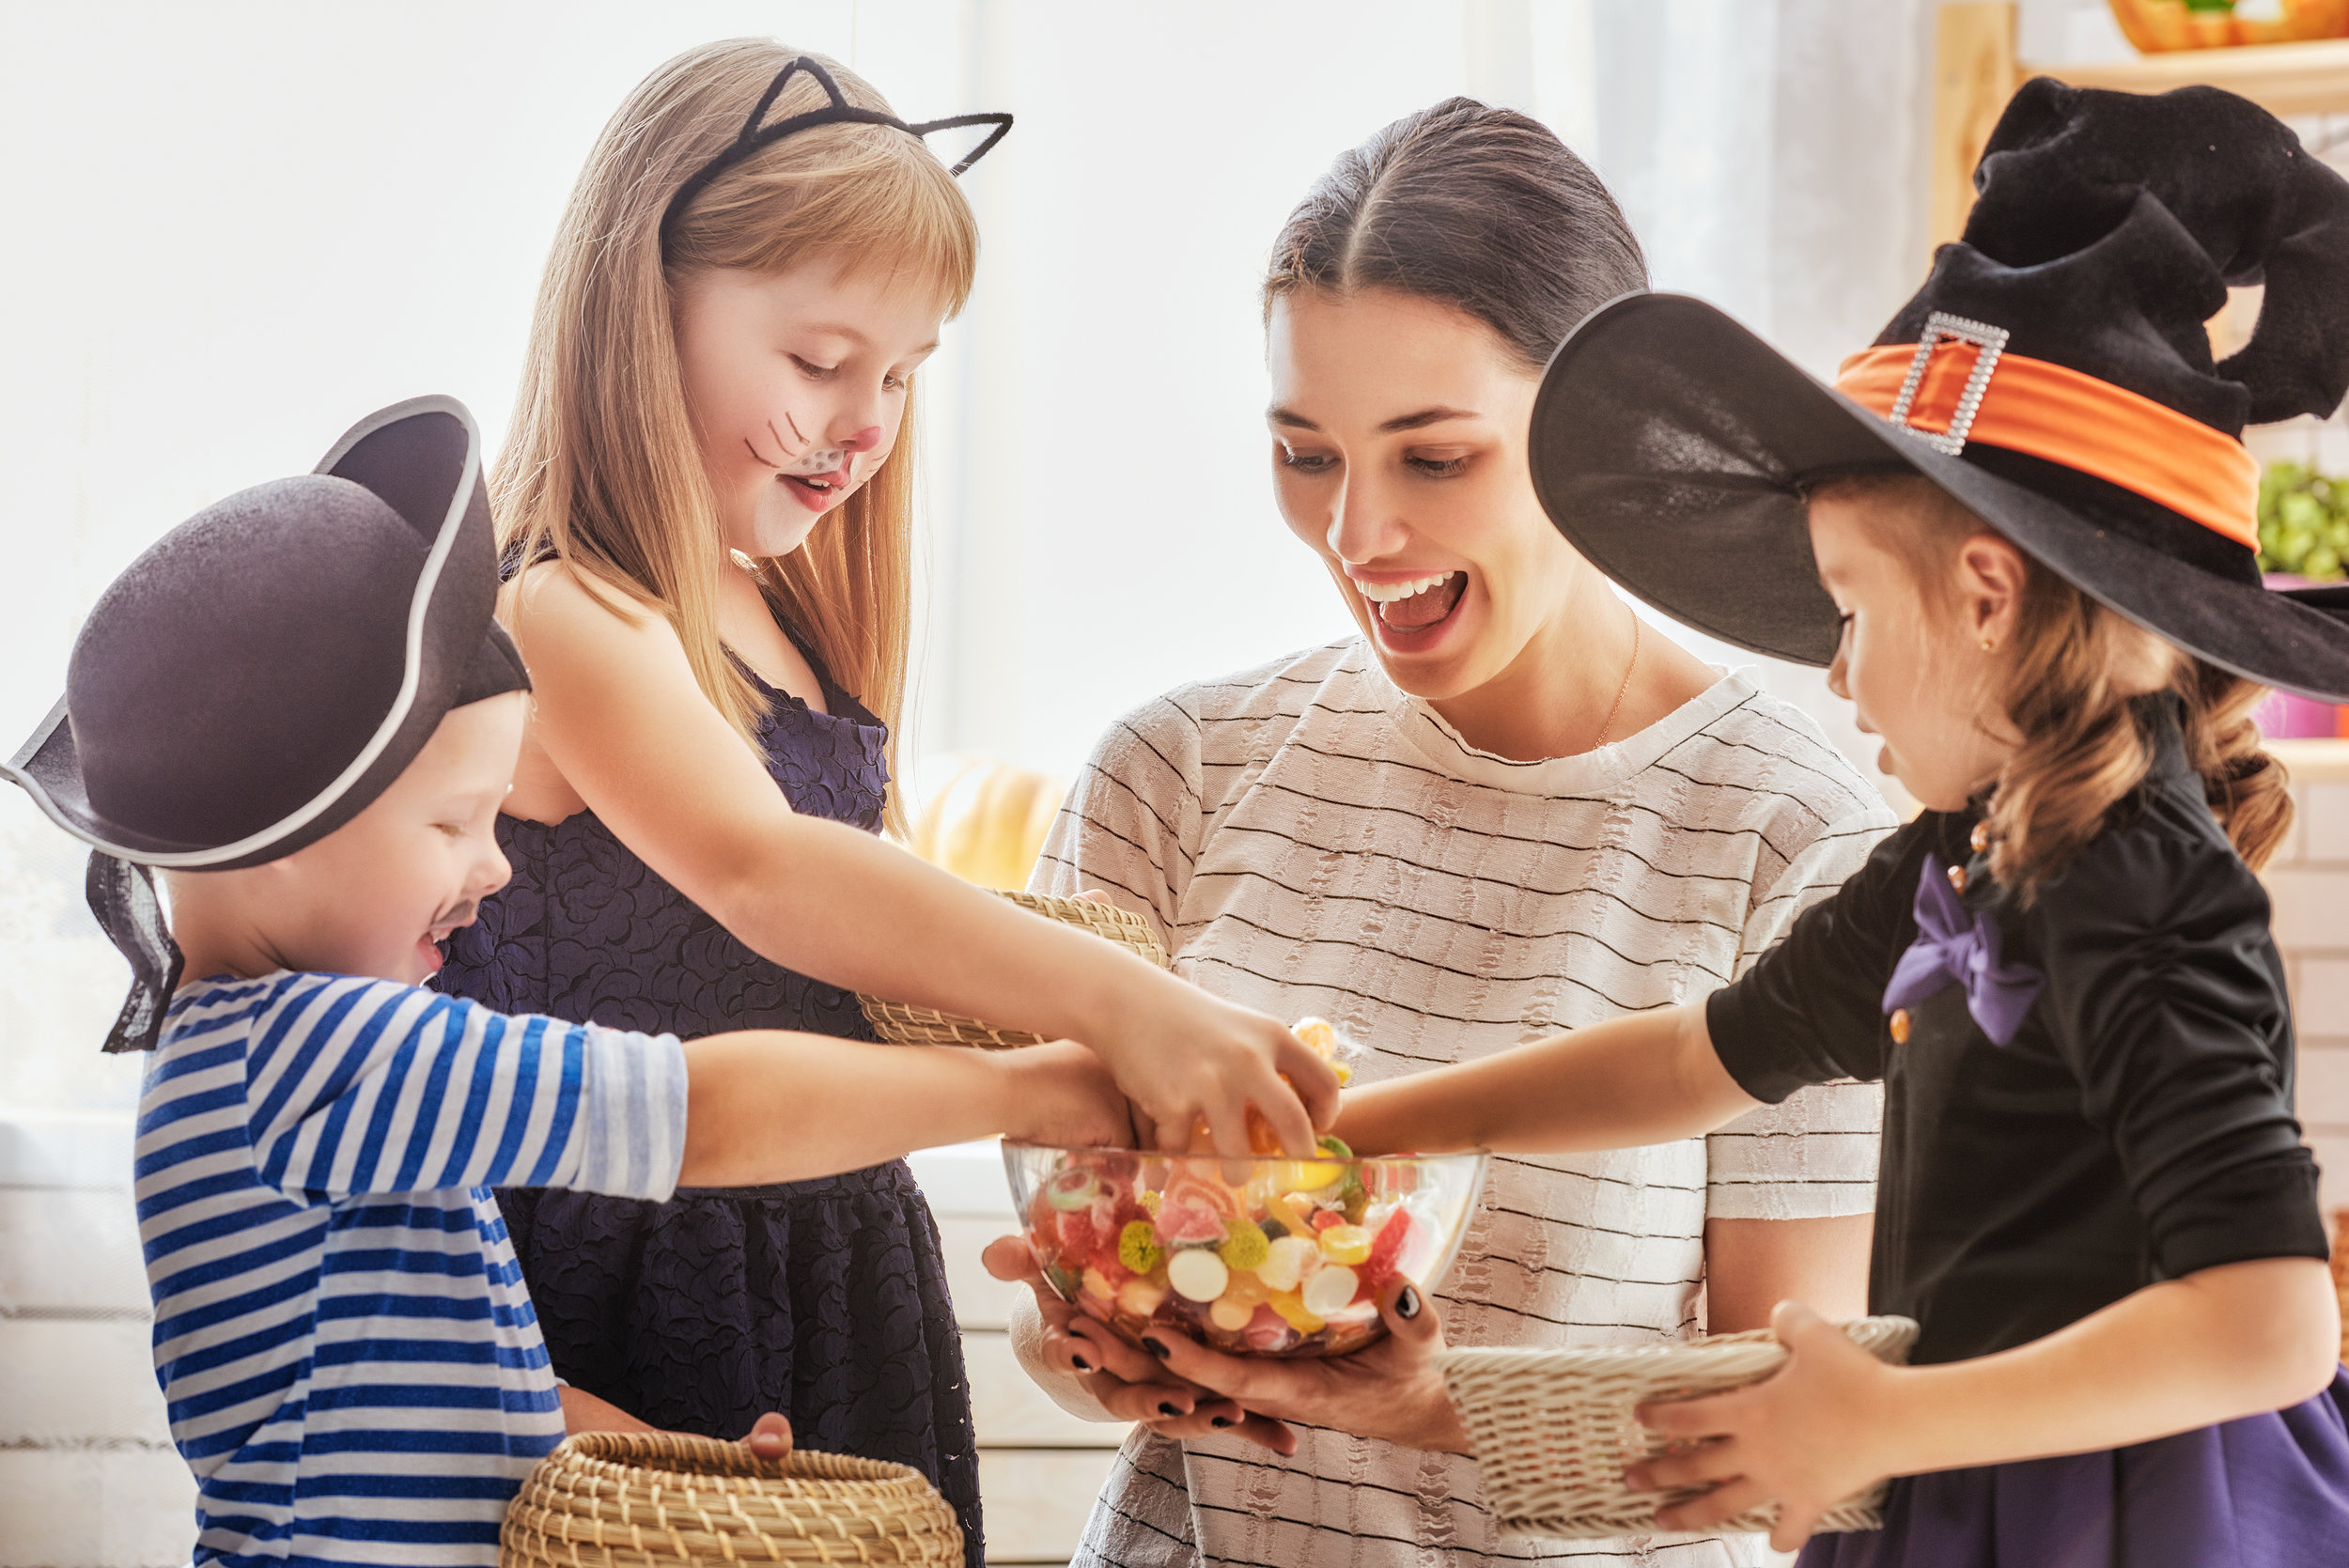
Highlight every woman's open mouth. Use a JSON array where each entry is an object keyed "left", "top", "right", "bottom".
[{"left": 1355, "top": 570, "right": 1469, "bottom": 647}]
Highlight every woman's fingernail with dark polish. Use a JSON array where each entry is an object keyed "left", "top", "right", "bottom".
[
  {"left": 1070, "top": 1355, "right": 1092, "bottom": 1372},
  {"left": 1396, "top": 1285, "right": 1421, "bottom": 1319},
  {"left": 1142, "top": 1337, "right": 1171, "bottom": 1360},
  {"left": 1159, "top": 1401, "right": 1183, "bottom": 1418},
  {"left": 1211, "top": 1416, "right": 1234, "bottom": 1428}
]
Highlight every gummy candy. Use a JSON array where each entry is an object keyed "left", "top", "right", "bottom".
[
  {"left": 1118, "top": 1220, "right": 1165, "bottom": 1275},
  {"left": 1359, "top": 1204, "right": 1414, "bottom": 1287},
  {"left": 1268, "top": 1290, "right": 1326, "bottom": 1335},
  {"left": 1217, "top": 1218, "right": 1270, "bottom": 1272},
  {"left": 1045, "top": 1169, "right": 1101, "bottom": 1211}
]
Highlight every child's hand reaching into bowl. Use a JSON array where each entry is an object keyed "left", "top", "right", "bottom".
[
  {"left": 1062, "top": 891, "right": 1340, "bottom": 1158},
  {"left": 999, "top": 1039, "right": 1139, "bottom": 1149}
]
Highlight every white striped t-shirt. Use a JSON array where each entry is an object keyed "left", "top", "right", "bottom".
[
  {"left": 1030, "top": 638, "right": 1895, "bottom": 1568},
  {"left": 137, "top": 971, "right": 688, "bottom": 1567}
]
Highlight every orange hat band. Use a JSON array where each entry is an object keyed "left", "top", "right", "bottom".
[{"left": 1836, "top": 325, "right": 2259, "bottom": 552}]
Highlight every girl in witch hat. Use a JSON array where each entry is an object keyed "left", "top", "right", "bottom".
[
  {"left": 428, "top": 39, "right": 1337, "bottom": 1563},
  {"left": 1330, "top": 78, "right": 2349, "bottom": 1563}
]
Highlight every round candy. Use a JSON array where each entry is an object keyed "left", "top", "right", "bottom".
[
  {"left": 1317, "top": 1224, "right": 1372, "bottom": 1266},
  {"left": 1117, "top": 1275, "right": 1169, "bottom": 1318},
  {"left": 1167, "top": 1248, "right": 1231, "bottom": 1302},
  {"left": 1300, "top": 1263, "right": 1361, "bottom": 1318},
  {"left": 1209, "top": 1296, "right": 1255, "bottom": 1332},
  {"left": 1257, "top": 1234, "right": 1320, "bottom": 1293},
  {"left": 1045, "top": 1169, "right": 1100, "bottom": 1212}
]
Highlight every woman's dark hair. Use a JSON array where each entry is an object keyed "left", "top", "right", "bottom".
[{"left": 1264, "top": 97, "right": 1647, "bottom": 372}]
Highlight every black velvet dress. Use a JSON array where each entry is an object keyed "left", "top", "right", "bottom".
[
  {"left": 1706, "top": 696, "right": 2349, "bottom": 1567},
  {"left": 434, "top": 657, "right": 982, "bottom": 1566}
]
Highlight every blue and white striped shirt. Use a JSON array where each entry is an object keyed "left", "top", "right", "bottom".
[{"left": 136, "top": 971, "right": 688, "bottom": 1567}]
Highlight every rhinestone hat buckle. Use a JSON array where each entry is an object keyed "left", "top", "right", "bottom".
[{"left": 1885, "top": 312, "right": 2011, "bottom": 456}]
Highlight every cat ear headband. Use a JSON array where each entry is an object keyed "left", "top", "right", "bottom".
[{"left": 660, "top": 55, "right": 1012, "bottom": 251}]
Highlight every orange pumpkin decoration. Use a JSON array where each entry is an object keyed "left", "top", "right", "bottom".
[{"left": 907, "top": 754, "right": 1069, "bottom": 891}]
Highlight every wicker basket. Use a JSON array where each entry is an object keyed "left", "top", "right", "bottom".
[
  {"left": 500, "top": 1433, "right": 963, "bottom": 1568},
  {"left": 1440, "top": 1316, "right": 1921, "bottom": 1541},
  {"left": 857, "top": 890, "right": 1170, "bottom": 1048}
]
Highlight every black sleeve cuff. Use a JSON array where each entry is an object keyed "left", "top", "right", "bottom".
[
  {"left": 2152, "top": 1152, "right": 2331, "bottom": 1279},
  {"left": 1705, "top": 983, "right": 1821, "bottom": 1107}
]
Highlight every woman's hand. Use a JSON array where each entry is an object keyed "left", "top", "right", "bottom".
[
  {"left": 1130, "top": 1278, "right": 1470, "bottom": 1455},
  {"left": 998, "top": 1040, "right": 1138, "bottom": 1149},
  {"left": 982, "top": 1235, "right": 1298, "bottom": 1454},
  {"left": 1626, "top": 1301, "right": 1894, "bottom": 1552}
]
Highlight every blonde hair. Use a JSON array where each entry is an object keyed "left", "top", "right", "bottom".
[
  {"left": 1812, "top": 473, "right": 2293, "bottom": 893},
  {"left": 497, "top": 39, "right": 980, "bottom": 836}
]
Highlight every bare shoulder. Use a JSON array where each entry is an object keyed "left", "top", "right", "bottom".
[{"left": 504, "top": 561, "right": 691, "bottom": 687}]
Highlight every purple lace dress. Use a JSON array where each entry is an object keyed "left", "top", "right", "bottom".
[{"left": 433, "top": 656, "right": 982, "bottom": 1566}]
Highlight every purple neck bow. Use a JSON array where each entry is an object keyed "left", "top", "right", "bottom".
[{"left": 1881, "top": 857, "right": 2043, "bottom": 1046}]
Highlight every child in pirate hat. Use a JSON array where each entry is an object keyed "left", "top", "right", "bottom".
[
  {"left": 1333, "top": 81, "right": 2349, "bottom": 1562},
  {"left": 1, "top": 396, "right": 1130, "bottom": 1567}
]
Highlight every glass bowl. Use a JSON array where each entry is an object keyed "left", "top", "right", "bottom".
[{"left": 1003, "top": 1141, "right": 1490, "bottom": 1358}]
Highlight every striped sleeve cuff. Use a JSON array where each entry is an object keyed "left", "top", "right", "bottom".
[
  {"left": 571, "top": 1026, "right": 689, "bottom": 1202},
  {"left": 1704, "top": 1079, "right": 1882, "bottom": 1220}
]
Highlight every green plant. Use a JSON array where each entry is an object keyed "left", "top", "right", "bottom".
[{"left": 2257, "top": 462, "right": 2349, "bottom": 582}]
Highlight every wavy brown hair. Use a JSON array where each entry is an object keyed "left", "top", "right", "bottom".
[
  {"left": 496, "top": 39, "right": 979, "bottom": 836},
  {"left": 1812, "top": 474, "right": 2293, "bottom": 893}
]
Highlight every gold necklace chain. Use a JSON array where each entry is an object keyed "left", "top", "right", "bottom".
[{"left": 1593, "top": 613, "right": 1641, "bottom": 749}]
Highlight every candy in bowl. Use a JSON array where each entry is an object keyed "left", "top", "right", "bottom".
[{"left": 1003, "top": 1140, "right": 1490, "bottom": 1358}]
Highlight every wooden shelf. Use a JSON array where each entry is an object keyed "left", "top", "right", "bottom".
[
  {"left": 2037, "top": 37, "right": 2349, "bottom": 118},
  {"left": 2272, "top": 736, "right": 2349, "bottom": 782}
]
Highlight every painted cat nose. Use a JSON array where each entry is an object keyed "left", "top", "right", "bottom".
[{"left": 839, "top": 426, "right": 883, "bottom": 454}]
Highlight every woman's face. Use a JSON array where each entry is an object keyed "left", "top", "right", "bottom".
[
  {"left": 673, "top": 256, "right": 946, "bottom": 559},
  {"left": 1267, "top": 287, "right": 1584, "bottom": 702}
]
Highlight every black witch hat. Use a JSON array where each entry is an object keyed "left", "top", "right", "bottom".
[
  {"left": 1526, "top": 78, "right": 2349, "bottom": 703},
  {"left": 1, "top": 396, "right": 528, "bottom": 1049}
]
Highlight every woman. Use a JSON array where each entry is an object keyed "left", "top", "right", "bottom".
[{"left": 1000, "top": 99, "right": 1894, "bottom": 1566}]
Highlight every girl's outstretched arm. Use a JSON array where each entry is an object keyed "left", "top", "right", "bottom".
[
  {"left": 677, "top": 1035, "right": 1130, "bottom": 1187},
  {"left": 1631, "top": 1257, "right": 2343, "bottom": 1552},
  {"left": 506, "top": 567, "right": 1337, "bottom": 1157},
  {"left": 1337, "top": 1002, "right": 1762, "bottom": 1156}
]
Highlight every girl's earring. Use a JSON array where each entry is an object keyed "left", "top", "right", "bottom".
[{"left": 1980, "top": 636, "right": 1997, "bottom": 653}]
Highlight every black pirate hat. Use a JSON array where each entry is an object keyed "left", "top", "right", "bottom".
[
  {"left": 2, "top": 396, "right": 528, "bottom": 1049},
  {"left": 1526, "top": 78, "right": 2349, "bottom": 704}
]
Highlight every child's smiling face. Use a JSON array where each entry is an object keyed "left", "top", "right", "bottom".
[
  {"left": 176, "top": 694, "right": 525, "bottom": 986},
  {"left": 672, "top": 256, "right": 947, "bottom": 561}
]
